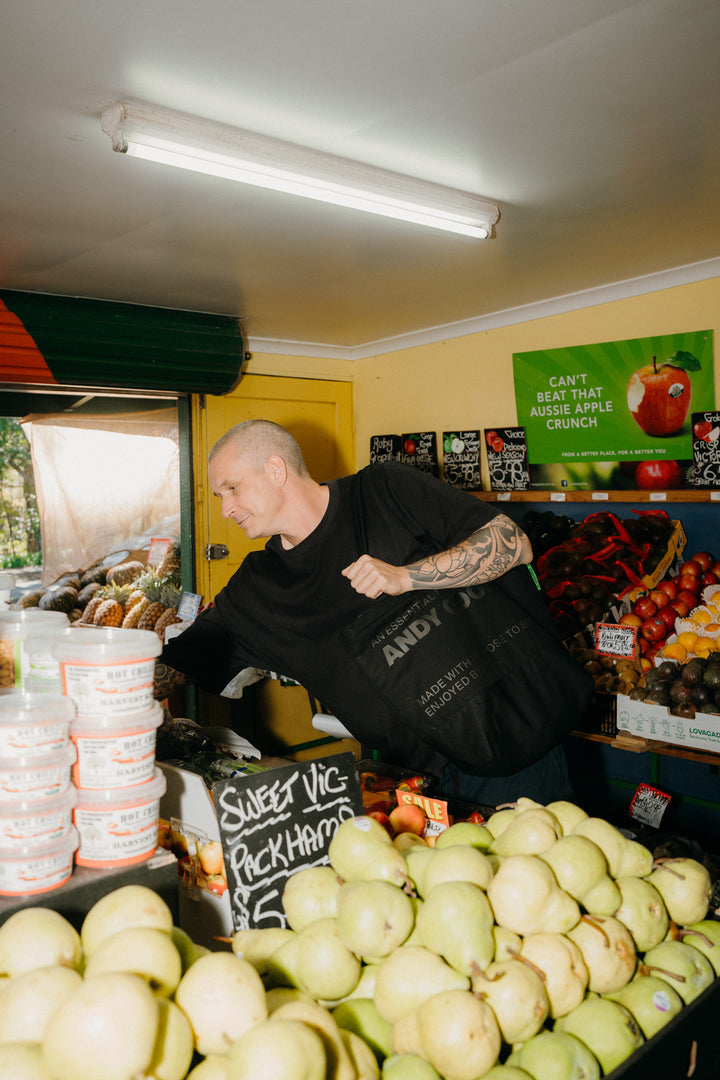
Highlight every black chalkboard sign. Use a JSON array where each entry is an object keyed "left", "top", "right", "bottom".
[
  {"left": 213, "top": 753, "right": 364, "bottom": 931},
  {"left": 485, "top": 426, "right": 531, "bottom": 491},
  {"left": 442, "top": 430, "right": 481, "bottom": 489},
  {"left": 370, "top": 434, "right": 402, "bottom": 463},
  {"left": 691, "top": 411, "right": 720, "bottom": 489},
  {"left": 402, "top": 431, "right": 439, "bottom": 477}
]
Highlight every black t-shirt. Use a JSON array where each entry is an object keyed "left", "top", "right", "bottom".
[{"left": 162, "top": 462, "right": 505, "bottom": 770}]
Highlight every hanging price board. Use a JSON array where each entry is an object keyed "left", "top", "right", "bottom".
[
  {"left": 691, "top": 411, "right": 720, "bottom": 488},
  {"left": 401, "top": 432, "right": 439, "bottom": 477},
  {"left": 369, "top": 434, "right": 402, "bottom": 464},
  {"left": 485, "top": 427, "right": 531, "bottom": 491},
  {"left": 442, "top": 430, "right": 481, "bottom": 490}
]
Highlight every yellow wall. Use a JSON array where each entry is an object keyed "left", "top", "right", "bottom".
[{"left": 352, "top": 277, "right": 720, "bottom": 483}]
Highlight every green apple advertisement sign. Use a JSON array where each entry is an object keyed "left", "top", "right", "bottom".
[{"left": 512, "top": 330, "right": 715, "bottom": 489}]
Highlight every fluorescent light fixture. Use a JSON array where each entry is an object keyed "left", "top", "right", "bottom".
[{"left": 101, "top": 101, "right": 499, "bottom": 239}]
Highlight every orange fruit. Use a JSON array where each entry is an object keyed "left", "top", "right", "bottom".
[
  {"left": 690, "top": 608, "right": 712, "bottom": 626},
  {"left": 662, "top": 641, "right": 687, "bottom": 662},
  {"left": 693, "top": 636, "right": 718, "bottom": 658},
  {"left": 703, "top": 622, "right": 720, "bottom": 636},
  {"left": 676, "top": 630, "right": 699, "bottom": 651}
]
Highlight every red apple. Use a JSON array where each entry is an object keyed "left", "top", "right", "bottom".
[
  {"left": 619, "top": 612, "right": 643, "bottom": 628},
  {"left": 641, "top": 615, "right": 668, "bottom": 642},
  {"left": 627, "top": 357, "right": 691, "bottom": 437},
  {"left": 700, "top": 572, "right": 719, "bottom": 589},
  {"left": 367, "top": 811, "right": 395, "bottom": 837},
  {"left": 657, "top": 579, "right": 678, "bottom": 601},
  {"left": 677, "top": 576, "right": 701, "bottom": 595},
  {"left": 673, "top": 595, "right": 694, "bottom": 614},
  {"left": 711, "top": 561, "right": 720, "bottom": 577},
  {"left": 635, "top": 460, "right": 685, "bottom": 490},
  {"left": 389, "top": 802, "right": 427, "bottom": 837},
  {"left": 690, "top": 551, "right": 716, "bottom": 573},
  {"left": 638, "top": 637, "right": 652, "bottom": 655},
  {"left": 656, "top": 605, "right": 679, "bottom": 632},
  {"left": 649, "top": 588, "right": 668, "bottom": 609},
  {"left": 679, "top": 560, "right": 702, "bottom": 577},
  {"left": 632, "top": 595, "right": 658, "bottom": 619},
  {"left": 197, "top": 840, "right": 225, "bottom": 877},
  {"left": 404, "top": 439, "right": 416, "bottom": 456}
]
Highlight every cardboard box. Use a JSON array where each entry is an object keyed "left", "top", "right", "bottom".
[{"left": 616, "top": 693, "right": 720, "bottom": 754}]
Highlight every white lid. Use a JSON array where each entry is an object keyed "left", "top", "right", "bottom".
[
  {"left": 0, "top": 824, "right": 78, "bottom": 859},
  {"left": 24, "top": 626, "right": 77, "bottom": 654},
  {"left": 73, "top": 767, "right": 167, "bottom": 807},
  {"left": 51, "top": 627, "right": 163, "bottom": 662},
  {"left": 0, "top": 610, "right": 70, "bottom": 636},
  {"left": 0, "top": 690, "right": 76, "bottom": 727},
  {"left": 0, "top": 742, "right": 77, "bottom": 769},
  {"left": 70, "top": 700, "right": 163, "bottom": 734},
  {"left": 0, "top": 784, "right": 77, "bottom": 818}
]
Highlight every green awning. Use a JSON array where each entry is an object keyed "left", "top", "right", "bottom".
[{"left": 0, "top": 290, "right": 246, "bottom": 395}]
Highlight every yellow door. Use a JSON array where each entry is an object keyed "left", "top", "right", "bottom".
[
  {"left": 191, "top": 374, "right": 357, "bottom": 761},
  {"left": 193, "top": 374, "right": 354, "bottom": 601}
]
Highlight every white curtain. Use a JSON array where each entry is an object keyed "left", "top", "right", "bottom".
[{"left": 22, "top": 408, "right": 180, "bottom": 585}]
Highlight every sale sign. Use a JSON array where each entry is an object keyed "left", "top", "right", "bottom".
[{"left": 513, "top": 330, "right": 714, "bottom": 489}]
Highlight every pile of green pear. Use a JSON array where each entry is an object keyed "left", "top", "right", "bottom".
[{"left": 0, "top": 799, "right": 718, "bottom": 1080}]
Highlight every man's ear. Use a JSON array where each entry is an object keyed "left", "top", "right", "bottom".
[{"left": 266, "top": 454, "right": 288, "bottom": 485}]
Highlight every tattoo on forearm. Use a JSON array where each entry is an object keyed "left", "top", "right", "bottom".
[
  {"left": 407, "top": 517, "right": 528, "bottom": 588},
  {"left": 154, "top": 661, "right": 188, "bottom": 699}
]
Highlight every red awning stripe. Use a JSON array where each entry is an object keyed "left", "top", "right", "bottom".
[{"left": 0, "top": 300, "right": 56, "bottom": 384}]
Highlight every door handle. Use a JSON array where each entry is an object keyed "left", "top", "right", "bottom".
[{"left": 205, "top": 543, "right": 229, "bottom": 560}]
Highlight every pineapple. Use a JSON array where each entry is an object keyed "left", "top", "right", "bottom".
[
  {"left": 93, "top": 583, "right": 133, "bottom": 627},
  {"left": 122, "top": 597, "right": 151, "bottom": 629},
  {"left": 135, "top": 570, "right": 167, "bottom": 632},
  {"left": 79, "top": 596, "right": 104, "bottom": 624}
]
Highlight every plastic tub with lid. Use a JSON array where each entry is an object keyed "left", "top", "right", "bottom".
[
  {"left": 73, "top": 768, "right": 167, "bottom": 868},
  {"left": 0, "top": 690, "right": 75, "bottom": 758},
  {"left": 51, "top": 627, "right": 162, "bottom": 718},
  {"left": 0, "top": 744, "right": 76, "bottom": 803},
  {"left": 0, "top": 826, "right": 79, "bottom": 896},
  {"left": 70, "top": 701, "right": 163, "bottom": 790},
  {"left": 0, "top": 609, "right": 70, "bottom": 689},
  {"left": 0, "top": 785, "right": 77, "bottom": 848}
]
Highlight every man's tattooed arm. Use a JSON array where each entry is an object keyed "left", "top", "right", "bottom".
[
  {"left": 406, "top": 514, "right": 533, "bottom": 589},
  {"left": 154, "top": 661, "right": 189, "bottom": 700}
]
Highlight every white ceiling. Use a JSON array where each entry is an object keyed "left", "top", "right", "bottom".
[{"left": 2, "top": 0, "right": 719, "bottom": 356}]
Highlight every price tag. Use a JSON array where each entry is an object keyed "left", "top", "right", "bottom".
[
  {"left": 629, "top": 784, "right": 671, "bottom": 828},
  {"left": 395, "top": 789, "right": 450, "bottom": 842},
  {"left": 592, "top": 492, "right": 609, "bottom": 501},
  {"left": 550, "top": 492, "right": 566, "bottom": 502},
  {"left": 595, "top": 622, "right": 637, "bottom": 658},
  {"left": 496, "top": 492, "right": 511, "bottom": 501},
  {"left": 649, "top": 492, "right": 667, "bottom": 501},
  {"left": 177, "top": 592, "right": 202, "bottom": 622},
  {"left": 147, "top": 538, "right": 172, "bottom": 567}
]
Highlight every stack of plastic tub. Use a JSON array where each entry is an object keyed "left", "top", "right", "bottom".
[
  {"left": 0, "top": 690, "right": 78, "bottom": 897},
  {"left": 0, "top": 608, "right": 70, "bottom": 690},
  {"left": 49, "top": 627, "right": 167, "bottom": 870}
]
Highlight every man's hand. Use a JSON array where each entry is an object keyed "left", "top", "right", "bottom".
[
  {"left": 154, "top": 661, "right": 188, "bottom": 700},
  {"left": 341, "top": 555, "right": 411, "bottom": 599}
]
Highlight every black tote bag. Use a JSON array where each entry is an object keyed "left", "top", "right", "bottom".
[{"left": 342, "top": 474, "right": 593, "bottom": 776}]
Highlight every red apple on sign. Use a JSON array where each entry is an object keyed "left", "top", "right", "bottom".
[
  {"left": 491, "top": 437, "right": 504, "bottom": 453},
  {"left": 404, "top": 438, "right": 417, "bottom": 456},
  {"left": 641, "top": 615, "right": 668, "bottom": 642},
  {"left": 634, "top": 460, "right": 685, "bottom": 490},
  {"left": 627, "top": 352, "right": 698, "bottom": 437},
  {"left": 485, "top": 431, "right": 498, "bottom": 446},
  {"left": 694, "top": 420, "right": 713, "bottom": 441}
]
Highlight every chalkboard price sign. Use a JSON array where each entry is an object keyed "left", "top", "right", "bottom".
[
  {"left": 691, "top": 411, "right": 720, "bottom": 489},
  {"left": 369, "top": 434, "right": 402, "bottom": 464},
  {"left": 442, "top": 430, "right": 482, "bottom": 490},
  {"left": 213, "top": 753, "right": 364, "bottom": 931},
  {"left": 485, "top": 426, "right": 531, "bottom": 491},
  {"left": 401, "top": 431, "right": 439, "bottom": 477}
]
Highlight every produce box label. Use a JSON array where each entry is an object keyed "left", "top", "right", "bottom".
[
  {"left": 213, "top": 753, "right": 364, "bottom": 930},
  {"left": 616, "top": 694, "right": 720, "bottom": 754},
  {"left": 484, "top": 426, "right": 531, "bottom": 491},
  {"left": 369, "top": 434, "right": 402, "bottom": 463},
  {"left": 442, "top": 430, "right": 481, "bottom": 490},
  {"left": 401, "top": 431, "right": 439, "bottom": 477},
  {"left": 691, "top": 410, "right": 720, "bottom": 488}
]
